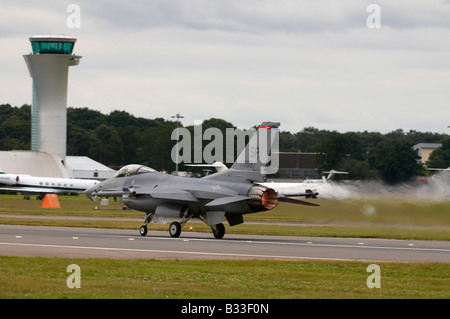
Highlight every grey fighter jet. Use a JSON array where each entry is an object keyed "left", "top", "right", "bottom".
[{"left": 84, "top": 122, "right": 318, "bottom": 239}]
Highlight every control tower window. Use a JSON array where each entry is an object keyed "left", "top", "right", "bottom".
[{"left": 31, "top": 41, "right": 75, "bottom": 55}]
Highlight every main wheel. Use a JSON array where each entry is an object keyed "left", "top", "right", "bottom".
[
  {"left": 169, "top": 221, "right": 182, "bottom": 238},
  {"left": 212, "top": 223, "right": 225, "bottom": 239},
  {"left": 139, "top": 225, "right": 148, "bottom": 236}
]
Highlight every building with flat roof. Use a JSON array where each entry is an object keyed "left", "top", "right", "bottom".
[
  {"left": 413, "top": 143, "right": 442, "bottom": 164},
  {"left": 66, "top": 156, "right": 116, "bottom": 180},
  {"left": 277, "top": 152, "right": 319, "bottom": 179}
]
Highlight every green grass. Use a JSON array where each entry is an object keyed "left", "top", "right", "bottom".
[{"left": 0, "top": 256, "right": 448, "bottom": 299}]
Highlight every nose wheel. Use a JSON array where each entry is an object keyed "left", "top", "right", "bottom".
[
  {"left": 139, "top": 212, "right": 154, "bottom": 236},
  {"left": 139, "top": 225, "right": 148, "bottom": 236}
]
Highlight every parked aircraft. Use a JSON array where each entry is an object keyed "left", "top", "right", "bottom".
[
  {"left": 260, "top": 170, "right": 349, "bottom": 196},
  {"left": 84, "top": 122, "right": 319, "bottom": 239},
  {"left": 0, "top": 170, "right": 99, "bottom": 199}
]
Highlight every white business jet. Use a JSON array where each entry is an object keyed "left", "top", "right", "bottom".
[{"left": 0, "top": 169, "right": 99, "bottom": 200}]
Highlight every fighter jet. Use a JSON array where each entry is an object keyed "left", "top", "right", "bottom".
[{"left": 84, "top": 122, "right": 318, "bottom": 239}]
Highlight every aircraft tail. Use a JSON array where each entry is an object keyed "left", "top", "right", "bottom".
[
  {"left": 203, "top": 122, "right": 279, "bottom": 182},
  {"left": 323, "top": 170, "right": 349, "bottom": 180}
]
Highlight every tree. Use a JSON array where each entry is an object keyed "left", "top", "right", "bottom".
[
  {"left": 426, "top": 138, "right": 450, "bottom": 168},
  {"left": 119, "top": 125, "right": 140, "bottom": 164},
  {"left": 293, "top": 127, "right": 329, "bottom": 153},
  {"left": 368, "top": 139, "right": 422, "bottom": 184},
  {"left": 2, "top": 104, "right": 449, "bottom": 176},
  {"left": 67, "top": 107, "right": 106, "bottom": 130},
  {"left": 91, "top": 124, "right": 124, "bottom": 165},
  {"left": 67, "top": 125, "right": 95, "bottom": 157},
  {"left": 138, "top": 124, "right": 177, "bottom": 171},
  {"left": 315, "top": 132, "right": 352, "bottom": 172},
  {"left": 0, "top": 104, "right": 31, "bottom": 150}
]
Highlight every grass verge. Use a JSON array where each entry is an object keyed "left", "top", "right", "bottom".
[{"left": 0, "top": 256, "right": 449, "bottom": 299}]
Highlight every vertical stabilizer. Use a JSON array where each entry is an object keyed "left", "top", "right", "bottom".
[{"left": 204, "top": 122, "right": 279, "bottom": 182}]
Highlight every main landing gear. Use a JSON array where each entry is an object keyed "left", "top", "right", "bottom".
[
  {"left": 211, "top": 223, "right": 225, "bottom": 239},
  {"left": 169, "top": 221, "right": 182, "bottom": 238},
  {"left": 138, "top": 211, "right": 226, "bottom": 239},
  {"left": 168, "top": 221, "right": 225, "bottom": 239}
]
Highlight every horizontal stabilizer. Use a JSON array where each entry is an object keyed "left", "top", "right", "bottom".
[
  {"left": 277, "top": 189, "right": 319, "bottom": 206},
  {"left": 278, "top": 196, "right": 320, "bottom": 206}
]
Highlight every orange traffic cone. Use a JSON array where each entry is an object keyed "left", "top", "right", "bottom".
[{"left": 42, "top": 194, "right": 61, "bottom": 208}]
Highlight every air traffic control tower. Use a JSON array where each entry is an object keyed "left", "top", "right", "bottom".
[{"left": 23, "top": 35, "right": 81, "bottom": 164}]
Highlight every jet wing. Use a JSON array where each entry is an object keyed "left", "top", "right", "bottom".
[
  {"left": 127, "top": 185, "right": 200, "bottom": 203},
  {"left": 147, "top": 190, "right": 200, "bottom": 203}
]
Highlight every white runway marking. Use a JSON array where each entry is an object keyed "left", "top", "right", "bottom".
[
  {"left": 95, "top": 233, "right": 450, "bottom": 253},
  {"left": 0, "top": 242, "right": 351, "bottom": 261}
]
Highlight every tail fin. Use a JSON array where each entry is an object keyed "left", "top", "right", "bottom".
[
  {"left": 323, "top": 170, "right": 349, "bottom": 180},
  {"left": 204, "top": 122, "right": 279, "bottom": 182}
]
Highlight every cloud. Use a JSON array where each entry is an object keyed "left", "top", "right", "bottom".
[
  {"left": 4, "top": 1, "right": 450, "bottom": 38},
  {"left": 74, "top": 0, "right": 450, "bottom": 33},
  {"left": 2, "top": 1, "right": 450, "bottom": 134},
  {"left": 77, "top": 0, "right": 363, "bottom": 33}
]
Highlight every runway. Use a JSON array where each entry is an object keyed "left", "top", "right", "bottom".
[{"left": 0, "top": 225, "right": 449, "bottom": 262}]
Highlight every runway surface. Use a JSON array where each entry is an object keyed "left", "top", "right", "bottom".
[{"left": 0, "top": 225, "right": 449, "bottom": 262}]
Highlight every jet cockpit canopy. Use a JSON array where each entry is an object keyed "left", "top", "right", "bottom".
[{"left": 114, "top": 164, "right": 156, "bottom": 178}]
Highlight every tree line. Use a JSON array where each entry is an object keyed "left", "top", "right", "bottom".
[{"left": 1, "top": 103, "right": 449, "bottom": 184}]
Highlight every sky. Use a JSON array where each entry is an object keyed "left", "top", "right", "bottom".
[{"left": 1, "top": 0, "right": 450, "bottom": 134}]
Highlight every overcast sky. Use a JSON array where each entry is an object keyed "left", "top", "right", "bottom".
[{"left": 1, "top": 0, "right": 450, "bottom": 134}]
